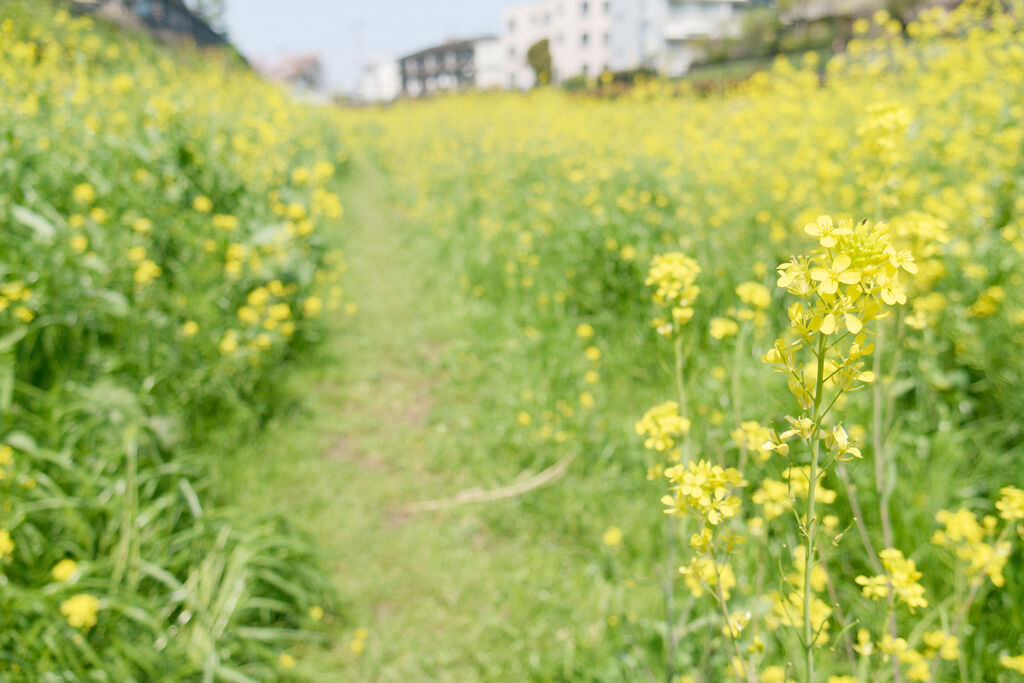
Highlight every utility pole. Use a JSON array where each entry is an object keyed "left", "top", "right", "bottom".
[{"left": 352, "top": 21, "right": 363, "bottom": 94}]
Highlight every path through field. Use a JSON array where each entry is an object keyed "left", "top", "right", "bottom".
[{"left": 222, "top": 157, "right": 603, "bottom": 681}]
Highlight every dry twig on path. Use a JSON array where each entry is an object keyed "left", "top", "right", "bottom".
[{"left": 401, "top": 453, "right": 576, "bottom": 513}]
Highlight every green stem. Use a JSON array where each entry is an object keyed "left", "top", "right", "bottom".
[
  {"left": 663, "top": 517, "right": 677, "bottom": 682},
  {"left": 709, "top": 547, "right": 755, "bottom": 683},
  {"left": 674, "top": 335, "right": 687, "bottom": 421},
  {"left": 665, "top": 334, "right": 688, "bottom": 681},
  {"left": 804, "top": 333, "right": 828, "bottom": 683}
]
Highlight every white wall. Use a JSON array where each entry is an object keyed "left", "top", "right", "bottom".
[
  {"left": 500, "top": 2, "right": 548, "bottom": 89},
  {"left": 548, "top": 0, "right": 615, "bottom": 80},
  {"left": 358, "top": 56, "right": 401, "bottom": 102},
  {"left": 500, "top": 0, "right": 747, "bottom": 86},
  {"left": 474, "top": 38, "right": 505, "bottom": 89}
]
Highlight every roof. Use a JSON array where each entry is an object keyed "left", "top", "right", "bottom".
[{"left": 399, "top": 36, "right": 498, "bottom": 62}]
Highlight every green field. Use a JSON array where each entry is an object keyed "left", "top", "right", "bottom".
[{"left": 3, "top": 0, "right": 1024, "bottom": 681}]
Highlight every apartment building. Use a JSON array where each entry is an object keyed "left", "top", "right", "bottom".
[
  {"left": 501, "top": 0, "right": 748, "bottom": 87},
  {"left": 399, "top": 36, "right": 503, "bottom": 97}
]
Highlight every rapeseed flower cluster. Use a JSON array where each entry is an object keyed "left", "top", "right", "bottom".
[{"left": 646, "top": 253, "right": 701, "bottom": 336}]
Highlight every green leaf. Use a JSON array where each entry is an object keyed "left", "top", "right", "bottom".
[
  {"left": 12, "top": 205, "right": 56, "bottom": 243},
  {"left": 0, "top": 327, "right": 27, "bottom": 353}
]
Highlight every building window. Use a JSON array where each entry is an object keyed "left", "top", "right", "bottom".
[
  {"left": 508, "top": 19, "right": 516, "bottom": 31},
  {"left": 581, "top": 1, "right": 589, "bottom": 15},
  {"left": 603, "top": 1, "right": 611, "bottom": 12},
  {"left": 582, "top": 64, "right": 589, "bottom": 76},
  {"left": 508, "top": 47, "right": 516, "bottom": 60},
  {"left": 603, "top": 32, "right": 611, "bottom": 45},
  {"left": 581, "top": 32, "right": 589, "bottom": 46},
  {"left": 544, "top": 12, "right": 551, "bottom": 24}
]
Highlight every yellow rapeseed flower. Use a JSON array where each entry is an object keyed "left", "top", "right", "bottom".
[
  {"left": 602, "top": 526, "right": 622, "bottom": 547},
  {"left": 72, "top": 183, "right": 95, "bottom": 204},
  {"left": 52, "top": 559, "right": 78, "bottom": 582},
  {"left": 192, "top": 195, "right": 213, "bottom": 213},
  {"left": 60, "top": 594, "right": 100, "bottom": 630}
]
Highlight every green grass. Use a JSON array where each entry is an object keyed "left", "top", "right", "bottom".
[{"left": 217, "top": 158, "right": 677, "bottom": 681}]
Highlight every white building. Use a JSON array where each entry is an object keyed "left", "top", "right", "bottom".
[
  {"left": 399, "top": 36, "right": 501, "bottom": 97},
  {"left": 500, "top": 2, "right": 550, "bottom": 89},
  {"left": 500, "top": 0, "right": 748, "bottom": 87},
  {"left": 358, "top": 55, "right": 401, "bottom": 103},
  {"left": 650, "top": 0, "right": 748, "bottom": 74},
  {"left": 474, "top": 38, "right": 505, "bottom": 90}
]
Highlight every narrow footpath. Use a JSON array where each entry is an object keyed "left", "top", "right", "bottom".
[{"left": 223, "top": 158, "right": 562, "bottom": 681}]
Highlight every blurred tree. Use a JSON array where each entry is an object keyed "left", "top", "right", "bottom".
[
  {"left": 184, "top": 0, "right": 226, "bottom": 33},
  {"left": 527, "top": 39, "right": 551, "bottom": 84}
]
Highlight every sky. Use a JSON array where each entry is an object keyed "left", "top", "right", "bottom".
[{"left": 224, "top": 0, "right": 508, "bottom": 93}]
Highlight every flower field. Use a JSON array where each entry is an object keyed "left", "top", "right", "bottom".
[
  {"left": 333, "top": 2, "right": 1024, "bottom": 680},
  {"left": 5, "top": 0, "right": 1024, "bottom": 680}
]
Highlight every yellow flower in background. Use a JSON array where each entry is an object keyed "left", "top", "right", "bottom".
[
  {"left": 133, "top": 260, "right": 162, "bottom": 286},
  {"left": 1002, "top": 654, "right": 1024, "bottom": 674},
  {"left": 0, "top": 529, "right": 14, "bottom": 559},
  {"left": 856, "top": 548, "right": 928, "bottom": 612},
  {"left": 575, "top": 323, "right": 594, "bottom": 339},
  {"left": 996, "top": 486, "right": 1024, "bottom": 520},
  {"left": 219, "top": 331, "right": 239, "bottom": 355},
  {"left": 584, "top": 345, "right": 601, "bottom": 361},
  {"left": 130, "top": 217, "right": 152, "bottom": 234},
  {"left": 679, "top": 557, "right": 736, "bottom": 599},
  {"left": 70, "top": 235, "right": 88, "bottom": 253},
  {"left": 635, "top": 401, "right": 690, "bottom": 452},
  {"left": 52, "top": 559, "right": 78, "bottom": 582},
  {"left": 212, "top": 214, "right": 239, "bottom": 231},
  {"left": 602, "top": 526, "right": 622, "bottom": 547},
  {"left": 923, "top": 631, "right": 960, "bottom": 660},
  {"left": 735, "top": 281, "right": 771, "bottom": 309},
  {"left": 72, "top": 183, "right": 95, "bottom": 204},
  {"left": 303, "top": 296, "right": 323, "bottom": 318},
  {"left": 60, "top": 594, "right": 100, "bottom": 630},
  {"left": 709, "top": 317, "right": 738, "bottom": 340},
  {"left": 182, "top": 321, "right": 199, "bottom": 337},
  {"left": 278, "top": 653, "right": 296, "bottom": 669},
  {"left": 308, "top": 605, "right": 324, "bottom": 621},
  {"left": 192, "top": 195, "right": 213, "bottom": 213},
  {"left": 237, "top": 306, "right": 259, "bottom": 325},
  {"left": 350, "top": 627, "right": 368, "bottom": 654}
]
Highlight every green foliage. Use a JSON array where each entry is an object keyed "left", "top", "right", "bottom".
[
  {"left": 0, "top": 1, "right": 346, "bottom": 678},
  {"left": 527, "top": 38, "right": 552, "bottom": 84}
]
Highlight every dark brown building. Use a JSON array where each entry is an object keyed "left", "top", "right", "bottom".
[{"left": 72, "top": 0, "right": 227, "bottom": 47}]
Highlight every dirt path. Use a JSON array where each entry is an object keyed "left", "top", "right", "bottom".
[{"left": 224, "top": 158, "right": 533, "bottom": 681}]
